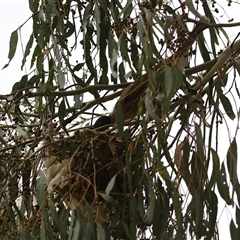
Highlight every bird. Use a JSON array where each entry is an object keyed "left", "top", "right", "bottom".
[{"left": 93, "top": 74, "right": 149, "bottom": 129}]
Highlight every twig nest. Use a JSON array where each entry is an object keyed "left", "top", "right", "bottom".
[{"left": 44, "top": 128, "right": 126, "bottom": 210}]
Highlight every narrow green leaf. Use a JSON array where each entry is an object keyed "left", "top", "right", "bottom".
[
  {"left": 85, "top": 203, "right": 96, "bottom": 239},
  {"left": 145, "top": 88, "right": 159, "bottom": 120},
  {"left": 195, "top": 123, "right": 205, "bottom": 161},
  {"left": 143, "top": 179, "right": 155, "bottom": 225},
  {"left": 95, "top": 4, "right": 101, "bottom": 46},
  {"left": 99, "top": 13, "right": 108, "bottom": 73},
  {"left": 122, "top": 222, "right": 131, "bottom": 239},
  {"left": 230, "top": 219, "right": 240, "bottom": 240},
  {"left": 149, "top": 0, "right": 156, "bottom": 8},
  {"left": 119, "top": 62, "right": 126, "bottom": 83},
  {"left": 20, "top": 227, "right": 31, "bottom": 240},
  {"left": 209, "top": 27, "right": 217, "bottom": 57},
  {"left": 163, "top": 17, "right": 173, "bottom": 42},
  {"left": 219, "top": 74, "right": 228, "bottom": 88},
  {"left": 98, "top": 224, "right": 108, "bottom": 240},
  {"left": 217, "top": 162, "right": 232, "bottom": 204},
  {"left": 9, "top": 30, "right": 18, "bottom": 61},
  {"left": 234, "top": 60, "right": 240, "bottom": 78},
  {"left": 2, "top": 30, "right": 18, "bottom": 69},
  {"left": 22, "top": 160, "right": 31, "bottom": 211},
  {"left": 202, "top": 1, "right": 218, "bottom": 56},
  {"left": 145, "top": 58, "right": 157, "bottom": 87},
  {"left": 98, "top": 0, "right": 107, "bottom": 10},
  {"left": 49, "top": 201, "right": 69, "bottom": 239},
  {"left": 236, "top": 206, "right": 240, "bottom": 232},
  {"left": 172, "top": 66, "right": 183, "bottom": 88},
  {"left": 29, "top": 0, "right": 39, "bottom": 13},
  {"left": 84, "top": 27, "right": 96, "bottom": 77},
  {"left": 50, "top": 201, "right": 62, "bottom": 236},
  {"left": 153, "top": 180, "right": 169, "bottom": 239},
  {"left": 115, "top": 101, "right": 124, "bottom": 136},
  {"left": 220, "top": 93, "right": 235, "bottom": 120},
  {"left": 46, "top": 58, "right": 54, "bottom": 89},
  {"left": 28, "top": 75, "right": 41, "bottom": 85},
  {"left": 57, "top": 35, "right": 71, "bottom": 56},
  {"left": 181, "top": 138, "right": 191, "bottom": 179},
  {"left": 105, "top": 174, "right": 117, "bottom": 195},
  {"left": 235, "top": 82, "right": 240, "bottom": 100},
  {"left": 216, "top": 85, "right": 236, "bottom": 120},
  {"left": 73, "top": 63, "right": 84, "bottom": 72},
  {"left": 59, "top": 21, "right": 75, "bottom": 38},
  {"left": 40, "top": 216, "right": 47, "bottom": 240},
  {"left": 58, "top": 100, "right": 66, "bottom": 124},
  {"left": 227, "top": 138, "right": 238, "bottom": 193},
  {"left": 119, "top": 33, "right": 130, "bottom": 63},
  {"left": 36, "top": 53, "right": 44, "bottom": 75},
  {"left": 198, "top": 33, "right": 211, "bottom": 62},
  {"left": 100, "top": 193, "right": 119, "bottom": 207},
  {"left": 110, "top": 49, "right": 118, "bottom": 79},
  {"left": 57, "top": 69, "right": 65, "bottom": 89},
  {"left": 0, "top": 129, "right": 6, "bottom": 145},
  {"left": 21, "top": 34, "right": 34, "bottom": 70},
  {"left": 186, "top": 0, "right": 204, "bottom": 19},
  {"left": 36, "top": 170, "right": 46, "bottom": 206},
  {"left": 2, "top": 63, "right": 9, "bottom": 69},
  {"left": 162, "top": 66, "right": 182, "bottom": 117},
  {"left": 145, "top": 14, "right": 159, "bottom": 57},
  {"left": 100, "top": 71, "right": 109, "bottom": 84},
  {"left": 172, "top": 185, "right": 184, "bottom": 236},
  {"left": 164, "top": 64, "right": 173, "bottom": 97},
  {"left": 31, "top": 44, "right": 42, "bottom": 68},
  {"left": 202, "top": 1, "right": 217, "bottom": 25},
  {"left": 58, "top": 203, "right": 68, "bottom": 239},
  {"left": 43, "top": 209, "right": 54, "bottom": 240},
  {"left": 208, "top": 190, "right": 218, "bottom": 236},
  {"left": 129, "top": 28, "right": 139, "bottom": 70},
  {"left": 19, "top": 75, "right": 28, "bottom": 90},
  {"left": 208, "top": 148, "right": 220, "bottom": 189}
]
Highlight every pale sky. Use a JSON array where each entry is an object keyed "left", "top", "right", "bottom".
[
  {"left": 0, "top": 0, "right": 31, "bottom": 93},
  {"left": 1, "top": 1, "right": 240, "bottom": 239}
]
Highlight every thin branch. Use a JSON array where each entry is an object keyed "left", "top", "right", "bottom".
[
  {"left": 10, "top": 82, "right": 130, "bottom": 99},
  {"left": 187, "top": 18, "right": 240, "bottom": 28},
  {"left": 194, "top": 39, "right": 240, "bottom": 91}
]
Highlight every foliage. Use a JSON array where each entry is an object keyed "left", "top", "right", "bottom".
[{"left": 1, "top": 0, "right": 240, "bottom": 239}]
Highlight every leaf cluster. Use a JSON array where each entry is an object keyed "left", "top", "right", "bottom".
[{"left": 1, "top": 0, "right": 240, "bottom": 239}]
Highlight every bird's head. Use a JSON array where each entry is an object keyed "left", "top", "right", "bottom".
[{"left": 93, "top": 115, "right": 113, "bottom": 130}]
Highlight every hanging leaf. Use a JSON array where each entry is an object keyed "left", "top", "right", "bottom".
[
  {"left": 58, "top": 100, "right": 66, "bottom": 124},
  {"left": 195, "top": 123, "right": 205, "bottom": 161},
  {"left": 217, "top": 162, "right": 232, "bottom": 205},
  {"left": 208, "top": 148, "right": 220, "bottom": 189},
  {"left": 230, "top": 219, "right": 240, "bottom": 240},
  {"left": 29, "top": 0, "right": 39, "bottom": 13},
  {"left": 105, "top": 174, "right": 117, "bottom": 195},
  {"left": 36, "top": 170, "right": 46, "bottom": 206},
  {"left": 165, "top": 64, "right": 173, "bottom": 97},
  {"left": 115, "top": 101, "right": 124, "bottom": 136},
  {"left": 99, "top": 10, "right": 108, "bottom": 73},
  {"left": 21, "top": 33, "right": 34, "bottom": 70},
  {"left": 227, "top": 138, "right": 238, "bottom": 194},
  {"left": 2, "top": 30, "right": 18, "bottom": 69},
  {"left": 216, "top": 85, "right": 236, "bottom": 120}
]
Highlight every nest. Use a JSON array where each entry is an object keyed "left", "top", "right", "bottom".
[{"left": 44, "top": 128, "right": 126, "bottom": 210}]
